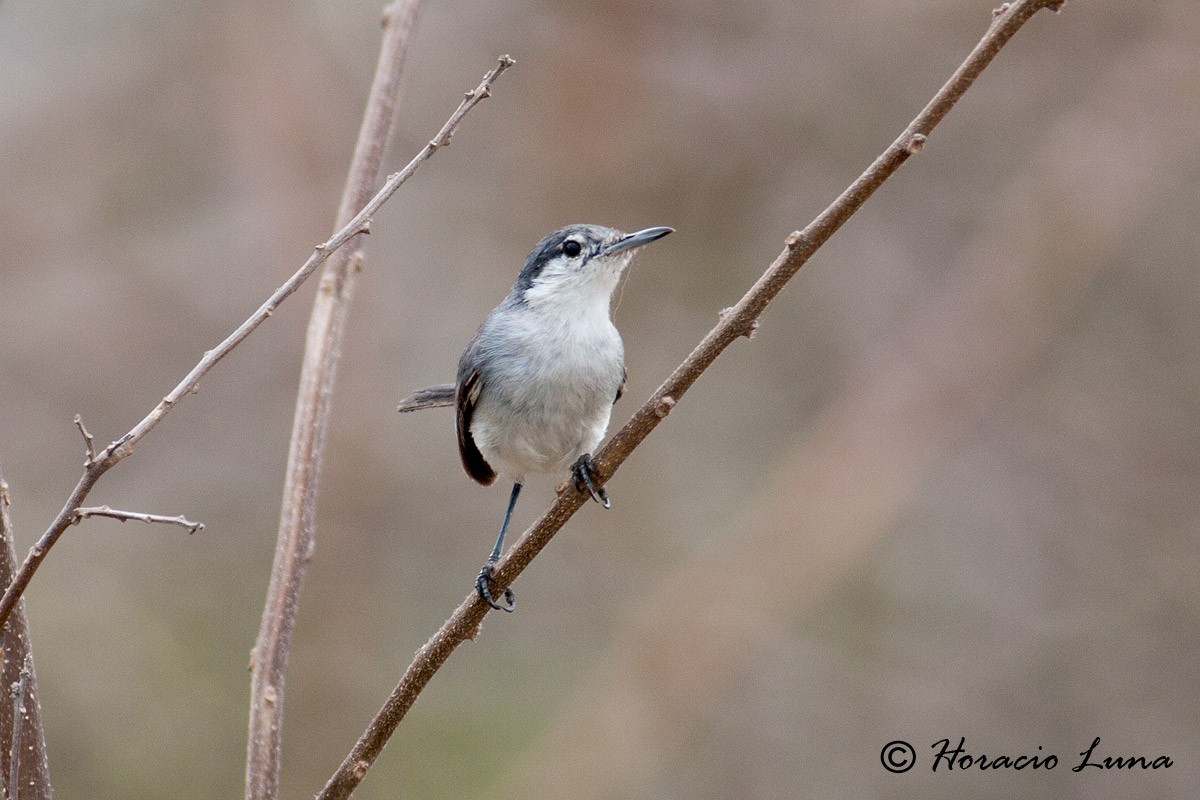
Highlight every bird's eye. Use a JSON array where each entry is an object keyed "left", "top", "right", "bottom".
[{"left": 562, "top": 239, "right": 583, "bottom": 257}]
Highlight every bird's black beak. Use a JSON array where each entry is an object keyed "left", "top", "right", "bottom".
[{"left": 601, "top": 226, "right": 674, "bottom": 257}]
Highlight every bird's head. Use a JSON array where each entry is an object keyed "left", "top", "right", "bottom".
[{"left": 512, "top": 224, "right": 673, "bottom": 310}]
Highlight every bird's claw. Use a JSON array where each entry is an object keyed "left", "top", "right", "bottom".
[
  {"left": 572, "top": 454, "right": 610, "bottom": 508},
  {"left": 475, "top": 559, "right": 515, "bottom": 612}
]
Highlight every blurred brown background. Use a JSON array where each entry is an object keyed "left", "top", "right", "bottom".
[{"left": 1, "top": 1, "right": 1198, "bottom": 798}]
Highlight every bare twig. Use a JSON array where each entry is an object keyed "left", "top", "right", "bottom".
[
  {"left": 0, "top": 482, "right": 50, "bottom": 800},
  {"left": 73, "top": 415, "right": 95, "bottom": 466},
  {"left": 73, "top": 506, "right": 204, "bottom": 535},
  {"left": 0, "top": 39, "right": 512, "bottom": 634},
  {"left": 246, "top": 3, "right": 512, "bottom": 798},
  {"left": 316, "top": 2, "right": 1066, "bottom": 797}
]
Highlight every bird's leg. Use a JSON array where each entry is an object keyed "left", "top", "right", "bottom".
[
  {"left": 476, "top": 482, "right": 520, "bottom": 612},
  {"left": 571, "top": 454, "right": 610, "bottom": 509}
]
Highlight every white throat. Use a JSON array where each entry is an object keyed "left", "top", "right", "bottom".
[{"left": 521, "top": 253, "right": 629, "bottom": 322}]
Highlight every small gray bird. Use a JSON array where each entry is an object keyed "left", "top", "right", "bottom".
[{"left": 398, "top": 223, "right": 673, "bottom": 611}]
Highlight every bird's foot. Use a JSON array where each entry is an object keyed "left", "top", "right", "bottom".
[
  {"left": 572, "top": 454, "right": 610, "bottom": 508},
  {"left": 475, "top": 559, "right": 515, "bottom": 612}
]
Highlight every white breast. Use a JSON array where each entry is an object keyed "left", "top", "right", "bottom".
[{"left": 470, "top": 301, "right": 624, "bottom": 484}]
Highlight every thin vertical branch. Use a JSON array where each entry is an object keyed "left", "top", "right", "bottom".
[
  {"left": 0, "top": 482, "right": 50, "bottom": 800},
  {"left": 8, "top": 657, "right": 30, "bottom": 800},
  {"left": 316, "top": 1, "right": 1067, "bottom": 797},
  {"left": 245, "top": 4, "right": 425, "bottom": 797},
  {"left": 245, "top": 2, "right": 514, "bottom": 797}
]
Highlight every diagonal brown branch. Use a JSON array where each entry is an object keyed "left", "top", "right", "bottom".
[
  {"left": 0, "top": 38, "right": 512, "bottom": 639},
  {"left": 245, "top": 3, "right": 513, "bottom": 798},
  {"left": 315, "top": 1, "right": 1066, "bottom": 797},
  {"left": 0, "top": 480, "right": 51, "bottom": 800},
  {"left": 499, "top": 35, "right": 1180, "bottom": 790}
]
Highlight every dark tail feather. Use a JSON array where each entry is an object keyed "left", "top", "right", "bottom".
[{"left": 397, "top": 383, "right": 456, "bottom": 412}]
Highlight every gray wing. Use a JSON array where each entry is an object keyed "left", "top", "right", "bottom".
[
  {"left": 456, "top": 369, "right": 496, "bottom": 485},
  {"left": 396, "top": 383, "right": 456, "bottom": 412},
  {"left": 456, "top": 330, "right": 498, "bottom": 486}
]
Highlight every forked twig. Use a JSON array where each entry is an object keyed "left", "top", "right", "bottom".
[
  {"left": 0, "top": 54, "right": 514, "bottom": 633},
  {"left": 316, "top": 2, "right": 1067, "bottom": 798}
]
